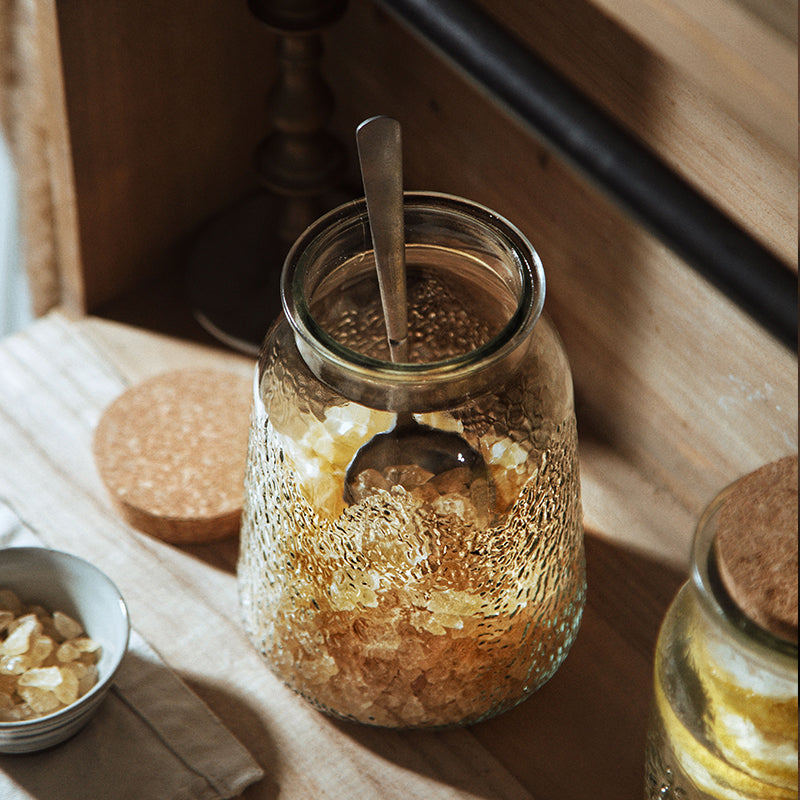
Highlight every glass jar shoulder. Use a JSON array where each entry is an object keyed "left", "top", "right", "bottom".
[{"left": 257, "top": 312, "right": 578, "bottom": 520}]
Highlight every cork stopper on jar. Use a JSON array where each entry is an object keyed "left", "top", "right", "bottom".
[
  {"left": 93, "top": 369, "right": 252, "bottom": 543},
  {"left": 713, "top": 455, "right": 798, "bottom": 644}
]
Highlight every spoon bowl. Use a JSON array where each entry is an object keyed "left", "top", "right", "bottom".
[{"left": 343, "top": 417, "right": 488, "bottom": 504}]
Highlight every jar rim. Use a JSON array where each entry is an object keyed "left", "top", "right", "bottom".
[
  {"left": 280, "top": 191, "right": 545, "bottom": 397},
  {"left": 691, "top": 478, "right": 798, "bottom": 667}
]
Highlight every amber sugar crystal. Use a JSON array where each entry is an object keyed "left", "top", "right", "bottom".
[{"left": 0, "top": 590, "right": 100, "bottom": 721}]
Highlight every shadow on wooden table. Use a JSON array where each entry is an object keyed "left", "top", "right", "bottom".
[
  {"left": 179, "top": 536, "right": 242, "bottom": 573},
  {"left": 331, "top": 531, "right": 686, "bottom": 800}
]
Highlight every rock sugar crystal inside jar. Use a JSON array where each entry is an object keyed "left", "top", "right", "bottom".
[
  {"left": 238, "top": 193, "right": 586, "bottom": 728},
  {"left": 646, "top": 455, "right": 798, "bottom": 799}
]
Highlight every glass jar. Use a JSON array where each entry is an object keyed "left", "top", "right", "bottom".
[
  {"left": 645, "top": 459, "right": 798, "bottom": 799},
  {"left": 238, "top": 192, "right": 586, "bottom": 728}
]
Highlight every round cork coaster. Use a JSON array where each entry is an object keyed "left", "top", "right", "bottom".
[
  {"left": 714, "top": 455, "right": 798, "bottom": 643},
  {"left": 93, "top": 369, "right": 253, "bottom": 543}
]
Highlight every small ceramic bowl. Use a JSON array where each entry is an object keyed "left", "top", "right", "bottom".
[{"left": 0, "top": 547, "right": 130, "bottom": 753}]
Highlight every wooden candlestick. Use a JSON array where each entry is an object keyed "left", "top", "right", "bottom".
[{"left": 188, "top": 0, "right": 349, "bottom": 354}]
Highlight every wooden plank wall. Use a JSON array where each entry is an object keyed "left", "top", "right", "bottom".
[
  {"left": 53, "top": 0, "right": 278, "bottom": 312},
  {"left": 321, "top": 0, "right": 797, "bottom": 524}
]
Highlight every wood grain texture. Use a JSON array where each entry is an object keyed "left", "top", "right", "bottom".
[
  {"left": 325, "top": 0, "right": 796, "bottom": 267},
  {"left": 586, "top": 0, "right": 797, "bottom": 154},
  {"left": 14, "top": 0, "right": 790, "bottom": 306},
  {"left": 0, "top": 0, "right": 83, "bottom": 316},
  {"left": 53, "top": 0, "right": 278, "bottom": 311},
  {"left": 476, "top": 0, "right": 797, "bottom": 269}
]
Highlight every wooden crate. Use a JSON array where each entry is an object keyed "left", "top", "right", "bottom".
[
  {"left": 2, "top": 0, "right": 797, "bottom": 536},
  {"left": 0, "top": 3, "right": 795, "bottom": 795}
]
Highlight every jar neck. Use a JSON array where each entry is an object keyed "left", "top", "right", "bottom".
[
  {"left": 691, "top": 481, "right": 798, "bottom": 670},
  {"left": 280, "top": 192, "right": 545, "bottom": 412}
]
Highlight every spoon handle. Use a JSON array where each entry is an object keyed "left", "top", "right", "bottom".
[{"left": 357, "top": 116, "right": 408, "bottom": 363}]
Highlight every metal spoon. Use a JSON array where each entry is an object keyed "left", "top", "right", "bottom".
[{"left": 343, "top": 116, "right": 491, "bottom": 506}]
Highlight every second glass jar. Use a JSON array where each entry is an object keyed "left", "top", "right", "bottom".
[
  {"left": 238, "top": 192, "right": 586, "bottom": 727},
  {"left": 645, "top": 460, "right": 798, "bottom": 798}
]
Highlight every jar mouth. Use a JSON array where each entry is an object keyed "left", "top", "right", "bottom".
[
  {"left": 692, "top": 480, "right": 798, "bottom": 665},
  {"left": 281, "top": 192, "right": 545, "bottom": 409}
]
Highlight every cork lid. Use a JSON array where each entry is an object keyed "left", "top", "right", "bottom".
[
  {"left": 93, "top": 369, "right": 252, "bottom": 543},
  {"left": 713, "top": 455, "right": 798, "bottom": 644}
]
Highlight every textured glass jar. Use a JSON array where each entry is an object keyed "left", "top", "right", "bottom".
[
  {"left": 645, "top": 469, "right": 798, "bottom": 799},
  {"left": 238, "top": 192, "right": 586, "bottom": 728}
]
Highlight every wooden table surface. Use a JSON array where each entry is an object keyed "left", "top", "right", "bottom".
[{"left": 0, "top": 312, "right": 698, "bottom": 800}]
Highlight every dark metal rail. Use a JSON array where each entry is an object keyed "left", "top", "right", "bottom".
[{"left": 376, "top": 0, "right": 798, "bottom": 351}]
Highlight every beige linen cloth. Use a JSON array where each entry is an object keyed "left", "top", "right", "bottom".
[{"left": 0, "top": 505, "right": 264, "bottom": 800}]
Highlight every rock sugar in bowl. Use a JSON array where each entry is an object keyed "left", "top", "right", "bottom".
[
  {"left": 238, "top": 193, "right": 586, "bottom": 728},
  {"left": 0, "top": 592, "right": 101, "bottom": 721},
  {"left": 0, "top": 547, "right": 130, "bottom": 753}
]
